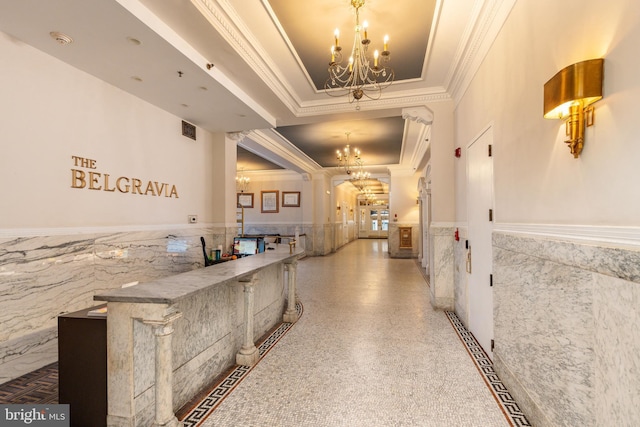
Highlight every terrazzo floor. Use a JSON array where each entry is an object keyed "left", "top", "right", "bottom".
[{"left": 187, "top": 239, "right": 527, "bottom": 427}]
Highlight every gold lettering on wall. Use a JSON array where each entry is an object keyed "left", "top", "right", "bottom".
[{"left": 70, "top": 156, "right": 179, "bottom": 198}]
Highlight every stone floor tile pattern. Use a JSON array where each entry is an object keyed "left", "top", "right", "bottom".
[{"left": 185, "top": 240, "right": 529, "bottom": 427}]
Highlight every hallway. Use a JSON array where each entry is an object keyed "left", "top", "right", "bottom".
[{"left": 191, "top": 239, "right": 526, "bottom": 426}]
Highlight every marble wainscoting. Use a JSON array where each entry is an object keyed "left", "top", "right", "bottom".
[
  {"left": 429, "top": 223, "right": 455, "bottom": 310},
  {"left": 493, "top": 231, "right": 640, "bottom": 427},
  {"left": 388, "top": 223, "right": 419, "bottom": 258},
  {"left": 0, "top": 226, "right": 227, "bottom": 384},
  {"left": 453, "top": 226, "right": 469, "bottom": 328}
]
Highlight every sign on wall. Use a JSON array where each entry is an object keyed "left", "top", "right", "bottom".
[{"left": 70, "top": 155, "right": 179, "bottom": 198}]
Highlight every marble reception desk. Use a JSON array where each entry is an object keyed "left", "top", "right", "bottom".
[{"left": 94, "top": 246, "right": 303, "bottom": 427}]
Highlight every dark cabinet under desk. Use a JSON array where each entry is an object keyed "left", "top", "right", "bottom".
[{"left": 58, "top": 305, "right": 107, "bottom": 427}]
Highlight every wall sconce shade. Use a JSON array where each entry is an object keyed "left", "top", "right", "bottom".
[{"left": 543, "top": 58, "right": 604, "bottom": 158}]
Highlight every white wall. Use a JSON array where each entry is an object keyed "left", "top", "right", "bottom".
[
  {"left": 238, "top": 170, "right": 304, "bottom": 226},
  {"left": 455, "top": 0, "right": 640, "bottom": 226},
  {"left": 0, "top": 32, "right": 224, "bottom": 231}
]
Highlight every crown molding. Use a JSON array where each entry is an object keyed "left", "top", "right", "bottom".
[
  {"left": 446, "top": 0, "right": 517, "bottom": 105},
  {"left": 191, "top": 0, "right": 302, "bottom": 112},
  {"left": 242, "top": 129, "right": 322, "bottom": 174}
]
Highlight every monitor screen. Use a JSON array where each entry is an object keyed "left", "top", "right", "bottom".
[{"left": 233, "top": 238, "right": 258, "bottom": 255}]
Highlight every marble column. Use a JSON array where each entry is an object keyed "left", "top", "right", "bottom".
[
  {"left": 143, "top": 307, "right": 182, "bottom": 427},
  {"left": 283, "top": 260, "right": 298, "bottom": 323},
  {"left": 236, "top": 275, "right": 259, "bottom": 366}
]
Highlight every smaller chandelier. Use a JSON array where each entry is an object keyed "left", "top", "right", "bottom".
[
  {"left": 325, "top": 0, "right": 394, "bottom": 103},
  {"left": 350, "top": 168, "right": 371, "bottom": 191},
  {"left": 336, "top": 132, "right": 363, "bottom": 175},
  {"left": 236, "top": 168, "right": 250, "bottom": 192}
]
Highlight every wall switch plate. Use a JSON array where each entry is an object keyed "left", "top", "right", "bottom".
[{"left": 188, "top": 215, "right": 197, "bottom": 224}]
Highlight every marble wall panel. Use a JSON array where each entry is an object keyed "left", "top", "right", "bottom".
[
  {"left": 0, "top": 226, "right": 229, "bottom": 384},
  {"left": 493, "top": 231, "right": 640, "bottom": 427},
  {"left": 453, "top": 233, "right": 469, "bottom": 328},
  {"left": 0, "top": 327, "right": 57, "bottom": 384},
  {"left": 429, "top": 225, "right": 454, "bottom": 310},
  {"left": 0, "top": 235, "right": 96, "bottom": 342},
  {"left": 494, "top": 244, "right": 594, "bottom": 426},
  {"left": 593, "top": 273, "right": 640, "bottom": 425}
]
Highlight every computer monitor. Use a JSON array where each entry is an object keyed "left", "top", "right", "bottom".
[{"left": 233, "top": 237, "right": 264, "bottom": 256}]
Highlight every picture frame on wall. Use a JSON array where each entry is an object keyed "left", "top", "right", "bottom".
[
  {"left": 261, "top": 190, "right": 279, "bottom": 213},
  {"left": 237, "top": 193, "right": 254, "bottom": 208},
  {"left": 282, "top": 191, "right": 300, "bottom": 207}
]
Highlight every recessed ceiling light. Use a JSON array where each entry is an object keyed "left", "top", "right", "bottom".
[
  {"left": 50, "top": 32, "right": 73, "bottom": 45},
  {"left": 181, "top": 104, "right": 189, "bottom": 108},
  {"left": 131, "top": 76, "right": 143, "bottom": 82},
  {"left": 126, "top": 37, "right": 142, "bottom": 46},
  {"left": 199, "top": 86, "right": 208, "bottom": 91}
]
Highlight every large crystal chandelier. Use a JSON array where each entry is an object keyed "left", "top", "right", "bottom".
[
  {"left": 325, "top": 0, "right": 394, "bottom": 103},
  {"left": 336, "top": 132, "right": 363, "bottom": 175}
]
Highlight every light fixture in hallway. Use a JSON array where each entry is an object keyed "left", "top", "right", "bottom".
[
  {"left": 543, "top": 58, "right": 604, "bottom": 158},
  {"left": 236, "top": 167, "right": 250, "bottom": 192},
  {"left": 324, "top": 0, "right": 394, "bottom": 103},
  {"left": 336, "top": 132, "right": 362, "bottom": 175},
  {"left": 349, "top": 168, "right": 371, "bottom": 190}
]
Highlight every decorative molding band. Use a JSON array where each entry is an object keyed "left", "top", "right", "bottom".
[
  {"left": 295, "top": 90, "right": 452, "bottom": 117},
  {"left": 493, "top": 223, "right": 640, "bottom": 247}
]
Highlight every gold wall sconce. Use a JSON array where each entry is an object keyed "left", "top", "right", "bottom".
[{"left": 543, "top": 58, "right": 604, "bottom": 158}]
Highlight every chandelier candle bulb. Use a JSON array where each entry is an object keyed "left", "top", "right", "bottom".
[
  {"left": 374, "top": 50, "right": 379, "bottom": 67},
  {"left": 331, "top": 46, "right": 335, "bottom": 63},
  {"left": 383, "top": 35, "right": 389, "bottom": 52},
  {"left": 363, "top": 21, "right": 368, "bottom": 40},
  {"left": 349, "top": 56, "right": 353, "bottom": 72},
  {"left": 334, "top": 29, "right": 340, "bottom": 47}
]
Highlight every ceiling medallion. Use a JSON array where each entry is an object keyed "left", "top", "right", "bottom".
[{"left": 325, "top": 0, "right": 394, "bottom": 104}]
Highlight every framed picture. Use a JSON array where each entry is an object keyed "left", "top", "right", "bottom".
[
  {"left": 261, "top": 190, "right": 279, "bottom": 213},
  {"left": 282, "top": 191, "right": 300, "bottom": 207},
  {"left": 237, "top": 192, "right": 254, "bottom": 208}
]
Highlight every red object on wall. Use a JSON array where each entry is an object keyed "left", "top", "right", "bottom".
[
  {"left": 455, "top": 147, "right": 461, "bottom": 158},
  {"left": 454, "top": 228, "right": 460, "bottom": 241}
]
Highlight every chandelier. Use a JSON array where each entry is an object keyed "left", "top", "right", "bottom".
[
  {"left": 236, "top": 168, "right": 250, "bottom": 193},
  {"left": 350, "top": 168, "right": 371, "bottom": 191},
  {"left": 325, "top": 0, "right": 394, "bottom": 103},
  {"left": 336, "top": 132, "right": 363, "bottom": 175}
]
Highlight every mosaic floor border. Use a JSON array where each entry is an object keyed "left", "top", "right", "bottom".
[
  {"left": 180, "top": 301, "right": 304, "bottom": 427},
  {"left": 445, "top": 311, "right": 531, "bottom": 427}
]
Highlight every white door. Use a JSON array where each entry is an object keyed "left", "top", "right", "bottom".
[
  {"left": 467, "top": 127, "right": 494, "bottom": 358},
  {"left": 359, "top": 206, "right": 389, "bottom": 238}
]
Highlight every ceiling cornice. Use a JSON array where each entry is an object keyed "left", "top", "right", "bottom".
[
  {"left": 446, "top": 0, "right": 517, "bottom": 104},
  {"left": 242, "top": 129, "right": 323, "bottom": 174},
  {"left": 190, "top": 0, "right": 302, "bottom": 111}
]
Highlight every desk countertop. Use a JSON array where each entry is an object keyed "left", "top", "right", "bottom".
[{"left": 94, "top": 246, "right": 303, "bottom": 305}]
